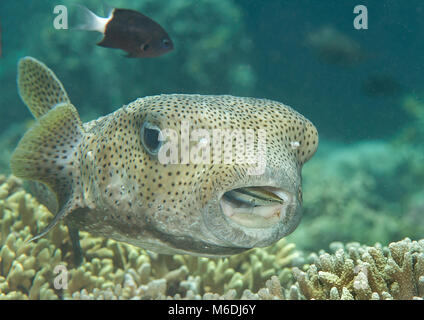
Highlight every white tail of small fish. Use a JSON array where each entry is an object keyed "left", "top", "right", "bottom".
[{"left": 73, "top": 5, "right": 112, "bottom": 33}]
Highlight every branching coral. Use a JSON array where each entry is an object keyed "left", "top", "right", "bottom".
[
  {"left": 246, "top": 239, "right": 424, "bottom": 300},
  {"left": 1, "top": 175, "right": 423, "bottom": 300},
  {"left": 0, "top": 176, "right": 299, "bottom": 300},
  {"left": 0, "top": 175, "right": 64, "bottom": 299},
  {"left": 66, "top": 232, "right": 301, "bottom": 299}
]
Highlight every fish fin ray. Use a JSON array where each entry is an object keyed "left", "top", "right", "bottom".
[
  {"left": 27, "top": 199, "right": 77, "bottom": 243},
  {"left": 18, "top": 57, "right": 70, "bottom": 119}
]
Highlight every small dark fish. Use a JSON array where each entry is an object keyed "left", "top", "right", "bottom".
[
  {"left": 306, "top": 26, "right": 367, "bottom": 67},
  {"left": 362, "top": 75, "right": 404, "bottom": 97},
  {"left": 77, "top": 6, "right": 173, "bottom": 58}
]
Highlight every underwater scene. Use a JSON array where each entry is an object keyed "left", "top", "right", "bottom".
[{"left": 0, "top": 0, "right": 423, "bottom": 301}]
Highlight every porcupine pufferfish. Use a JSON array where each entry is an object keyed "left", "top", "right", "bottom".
[{"left": 11, "top": 57, "right": 318, "bottom": 263}]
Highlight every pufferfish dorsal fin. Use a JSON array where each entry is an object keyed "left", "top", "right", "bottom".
[
  {"left": 10, "top": 103, "right": 84, "bottom": 241},
  {"left": 17, "top": 56, "right": 71, "bottom": 119}
]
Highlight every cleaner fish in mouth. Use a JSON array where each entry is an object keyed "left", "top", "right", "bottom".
[{"left": 11, "top": 57, "right": 318, "bottom": 260}]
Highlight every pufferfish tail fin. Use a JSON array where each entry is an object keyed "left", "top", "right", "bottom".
[
  {"left": 10, "top": 103, "right": 84, "bottom": 242},
  {"left": 17, "top": 56, "right": 71, "bottom": 119}
]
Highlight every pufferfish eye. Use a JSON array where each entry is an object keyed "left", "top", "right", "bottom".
[{"left": 141, "top": 122, "right": 163, "bottom": 155}]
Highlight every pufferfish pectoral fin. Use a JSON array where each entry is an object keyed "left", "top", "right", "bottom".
[
  {"left": 10, "top": 103, "right": 84, "bottom": 243},
  {"left": 17, "top": 56, "right": 71, "bottom": 119}
]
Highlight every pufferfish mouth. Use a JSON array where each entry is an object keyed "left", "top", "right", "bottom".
[{"left": 219, "top": 186, "right": 294, "bottom": 229}]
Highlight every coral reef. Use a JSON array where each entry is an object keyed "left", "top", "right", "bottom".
[
  {"left": 2, "top": 1, "right": 422, "bottom": 260},
  {"left": 245, "top": 238, "right": 424, "bottom": 300},
  {"left": 1, "top": 175, "right": 423, "bottom": 300},
  {"left": 0, "top": 176, "right": 299, "bottom": 300}
]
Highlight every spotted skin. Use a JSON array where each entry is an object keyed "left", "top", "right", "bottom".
[
  {"left": 11, "top": 57, "right": 318, "bottom": 257},
  {"left": 17, "top": 57, "right": 70, "bottom": 118}
]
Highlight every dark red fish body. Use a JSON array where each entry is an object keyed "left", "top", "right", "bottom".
[{"left": 97, "top": 9, "right": 173, "bottom": 58}]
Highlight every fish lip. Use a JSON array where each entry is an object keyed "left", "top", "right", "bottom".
[
  {"left": 219, "top": 186, "right": 295, "bottom": 229},
  {"left": 201, "top": 181, "right": 302, "bottom": 249}
]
